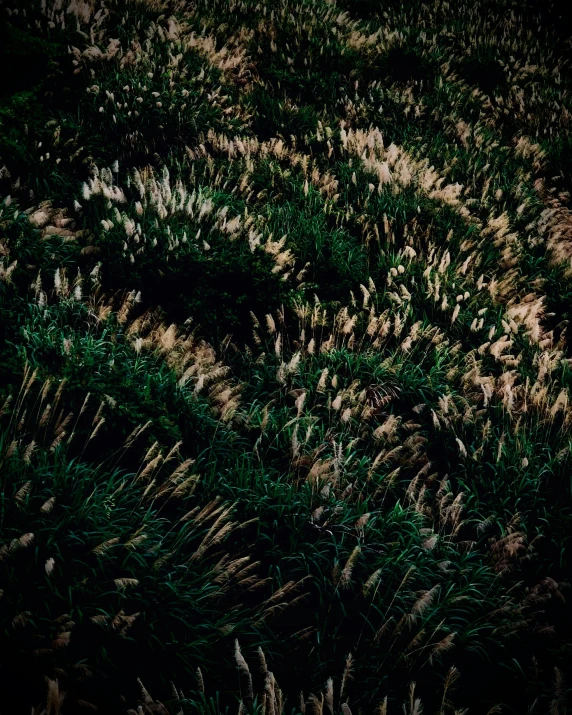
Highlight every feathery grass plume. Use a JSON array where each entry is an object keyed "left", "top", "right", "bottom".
[
  {"left": 45, "top": 678, "right": 65, "bottom": 715},
  {"left": 429, "top": 633, "right": 456, "bottom": 665},
  {"left": 195, "top": 667, "right": 205, "bottom": 694},
  {"left": 258, "top": 646, "right": 268, "bottom": 675},
  {"left": 234, "top": 640, "right": 253, "bottom": 705},
  {"left": 14, "top": 481, "right": 31, "bottom": 504},
  {"left": 362, "top": 568, "right": 382, "bottom": 598},
  {"left": 339, "top": 546, "right": 361, "bottom": 589},
  {"left": 405, "top": 682, "right": 423, "bottom": 715},
  {"left": 324, "top": 678, "right": 334, "bottom": 715},
  {"left": 307, "top": 693, "right": 324, "bottom": 715},
  {"left": 340, "top": 653, "right": 354, "bottom": 701},
  {"left": 439, "top": 666, "right": 460, "bottom": 714},
  {"left": 45, "top": 557, "right": 56, "bottom": 576},
  {"left": 92, "top": 537, "right": 120, "bottom": 556},
  {"left": 40, "top": 497, "right": 56, "bottom": 513},
  {"left": 114, "top": 578, "right": 139, "bottom": 590}
]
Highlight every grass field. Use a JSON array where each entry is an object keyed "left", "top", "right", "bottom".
[{"left": 1, "top": 0, "right": 572, "bottom": 712}]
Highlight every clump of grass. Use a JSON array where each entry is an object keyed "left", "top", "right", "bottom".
[{"left": 0, "top": 365, "right": 277, "bottom": 711}]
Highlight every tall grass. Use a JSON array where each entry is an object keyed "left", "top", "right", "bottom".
[{"left": 1, "top": 0, "right": 572, "bottom": 711}]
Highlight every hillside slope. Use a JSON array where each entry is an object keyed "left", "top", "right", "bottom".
[{"left": 1, "top": 0, "right": 572, "bottom": 712}]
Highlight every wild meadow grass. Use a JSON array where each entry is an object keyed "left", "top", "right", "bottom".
[{"left": 1, "top": 0, "right": 572, "bottom": 712}]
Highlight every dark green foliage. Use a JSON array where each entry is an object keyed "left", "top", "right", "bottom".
[
  {"left": 460, "top": 49, "right": 507, "bottom": 98},
  {"left": 0, "top": 24, "right": 61, "bottom": 98}
]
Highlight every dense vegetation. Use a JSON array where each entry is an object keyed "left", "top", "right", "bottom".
[{"left": 1, "top": 0, "right": 572, "bottom": 712}]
